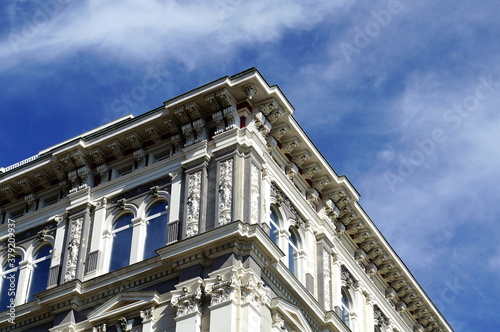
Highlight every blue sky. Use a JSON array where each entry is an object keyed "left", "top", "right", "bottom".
[{"left": 0, "top": 0, "right": 499, "bottom": 330}]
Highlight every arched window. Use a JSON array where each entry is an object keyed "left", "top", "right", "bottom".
[
  {"left": 288, "top": 228, "right": 299, "bottom": 276},
  {"left": 143, "top": 201, "right": 168, "bottom": 259},
  {"left": 28, "top": 245, "right": 52, "bottom": 300},
  {"left": 0, "top": 255, "right": 21, "bottom": 311},
  {"left": 269, "top": 207, "right": 280, "bottom": 245},
  {"left": 341, "top": 288, "right": 352, "bottom": 328},
  {"left": 109, "top": 213, "right": 133, "bottom": 272}
]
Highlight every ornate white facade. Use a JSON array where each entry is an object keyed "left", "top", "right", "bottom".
[{"left": 0, "top": 69, "right": 453, "bottom": 332}]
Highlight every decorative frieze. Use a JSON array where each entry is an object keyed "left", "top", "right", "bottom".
[
  {"left": 374, "top": 305, "right": 390, "bottom": 327},
  {"left": 216, "top": 89, "right": 235, "bottom": 108},
  {"left": 175, "top": 106, "right": 191, "bottom": 124},
  {"left": 97, "top": 164, "right": 110, "bottom": 183},
  {"left": 324, "top": 199, "right": 340, "bottom": 220},
  {"left": 108, "top": 141, "right": 125, "bottom": 158},
  {"left": 206, "top": 274, "right": 239, "bottom": 306},
  {"left": 127, "top": 132, "right": 143, "bottom": 149},
  {"left": 164, "top": 118, "right": 181, "bottom": 134},
  {"left": 25, "top": 193, "right": 37, "bottom": 212},
  {"left": 213, "top": 111, "right": 226, "bottom": 134},
  {"left": 60, "top": 155, "right": 76, "bottom": 171},
  {"left": 259, "top": 99, "right": 280, "bottom": 116},
  {"left": 341, "top": 265, "right": 355, "bottom": 287},
  {"left": 192, "top": 118, "right": 207, "bottom": 143},
  {"left": 186, "top": 171, "right": 201, "bottom": 237},
  {"left": 78, "top": 166, "right": 92, "bottom": 185},
  {"left": 346, "top": 221, "right": 364, "bottom": 235},
  {"left": 270, "top": 123, "right": 289, "bottom": 140},
  {"left": 92, "top": 324, "right": 106, "bottom": 332},
  {"left": 353, "top": 230, "right": 371, "bottom": 244},
  {"left": 65, "top": 217, "right": 83, "bottom": 282},
  {"left": 306, "top": 188, "right": 319, "bottom": 204},
  {"left": 223, "top": 105, "right": 238, "bottom": 130},
  {"left": 378, "top": 261, "right": 395, "bottom": 274},
  {"left": 254, "top": 112, "right": 271, "bottom": 135},
  {"left": 218, "top": 159, "right": 233, "bottom": 226},
  {"left": 70, "top": 150, "right": 89, "bottom": 167},
  {"left": 133, "top": 148, "right": 147, "bottom": 169},
  {"left": 323, "top": 248, "right": 332, "bottom": 310},
  {"left": 171, "top": 134, "right": 184, "bottom": 151},
  {"left": 35, "top": 171, "right": 51, "bottom": 187},
  {"left": 18, "top": 178, "right": 34, "bottom": 194},
  {"left": 285, "top": 162, "right": 298, "bottom": 180},
  {"left": 171, "top": 279, "right": 204, "bottom": 318},
  {"left": 205, "top": 94, "right": 220, "bottom": 112},
  {"left": 185, "top": 102, "right": 204, "bottom": 120},
  {"left": 281, "top": 137, "right": 300, "bottom": 154},
  {"left": 292, "top": 151, "right": 310, "bottom": 167},
  {"left": 52, "top": 164, "right": 67, "bottom": 180},
  {"left": 366, "top": 263, "right": 377, "bottom": 276},
  {"left": 313, "top": 176, "right": 331, "bottom": 192},
  {"left": 182, "top": 123, "right": 195, "bottom": 147},
  {"left": 250, "top": 164, "right": 260, "bottom": 224},
  {"left": 145, "top": 125, "right": 162, "bottom": 143},
  {"left": 271, "top": 311, "right": 285, "bottom": 329},
  {"left": 90, "top": 148, "right": 106, "bottom": 165},
  {"left": 140, "top": 307, "right": 155, "bottom": 323}
]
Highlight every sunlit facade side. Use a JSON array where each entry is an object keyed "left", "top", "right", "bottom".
[{"left": 0, "top": 69, "right": 452, "bottom": 332}]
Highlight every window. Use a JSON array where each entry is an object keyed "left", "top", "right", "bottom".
[
  {"left": 28, "top": 245, "right": 52, "bottom": 300},
  {"left": 269, "top": 208, "right": 280, "bottom": 245},
  {"left": 341, "top": 288, "right": 352, "bottom": 328},
  {"left": 143, "top": 201, "right": 168, "bottom": 259},
  {"left": 109, "top": 213, "right": 133, "bottom": 271},
  {"left": 0, "top": 255, "right": 21, "bottom": 311},
  {"left": 288, "top": 228, "right": 299, "bottom": 276}
]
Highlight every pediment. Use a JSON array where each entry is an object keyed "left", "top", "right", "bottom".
[
  {"left": 87, "top": 291, "right": 161, "bottom": 323},
  {"left": 271, "top": 298, "right": 315, "bottom": 332}
]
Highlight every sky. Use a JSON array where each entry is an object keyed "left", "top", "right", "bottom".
[{"left": 0, "top": 0, "right": 499, "bottom": 330}]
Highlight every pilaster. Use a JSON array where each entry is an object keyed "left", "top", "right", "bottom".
[
  {"left": 168, "top": 171, "right": 182, "bottom": 244},
  {"left": 48, "top": 214, "right": 66, "bottom": 288},
  {"left": 182, "top": 154, "right": 209, "bottom": 239},
  {"left": 171, "top": 277, "right": 204, "bottom": 332},
  {"left": 130, "top": 216, "right": 146, "bottom": 262}
]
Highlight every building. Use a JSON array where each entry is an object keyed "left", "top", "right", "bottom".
[{"left": 0, "top": 68, "right": 452, "bottom": 332}]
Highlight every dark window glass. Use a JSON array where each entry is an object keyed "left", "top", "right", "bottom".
[
  {"left": 269, "top": 209, "right": 280, "bottom": 244},
  {"left": 28, "top": 246, "right": 52, "bottom": 300},
  {"left": 341, "top": 288, "right": 352, "bottom": 327},
  {"left": 288, "top": 229, "right": 299, "bottom": 275},
  {"left": 109, "top": 214, "right": 133, "bottom": 271},
  {"left": 144, "top": 202, "right": 168, "bottom": 259}
]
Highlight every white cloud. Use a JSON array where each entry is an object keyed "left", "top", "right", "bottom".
[{"left": 0, "top": 0, "right": 348, "bottom": 71}]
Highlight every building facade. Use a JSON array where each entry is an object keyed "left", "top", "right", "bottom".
[{"left": 0, "top": 69, "right": 452, "bottom": 332}]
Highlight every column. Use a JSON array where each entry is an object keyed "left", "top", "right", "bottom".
[
  {"left": 239, "top": 269, "right": 266, "bottom": 332},
  {"left": 140, "top": 307, "right": 155, "bottom": 332},
  {"left": 205, "top": 267, "right": 239, "bottom": 332},
  {"left": 168, "top": 171, "right": 182, "bottom": 244},
  {"left": 86, "top": 197, "right": 107, "bottom": 276},
  {"left": 48, "top": 214, "right": 66, "bottom": 288},
  {"left": 215, "top": 158, "right": 234, "bottom": 227},
  {"left": 171, "top": 278, "right": 204, "bottom": 332},
  {"left": 130, "top": 216, "right": 146, "bottom": 262},
  {"left": 205, "top": 267, "right": 265, "bottom": 332}
]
